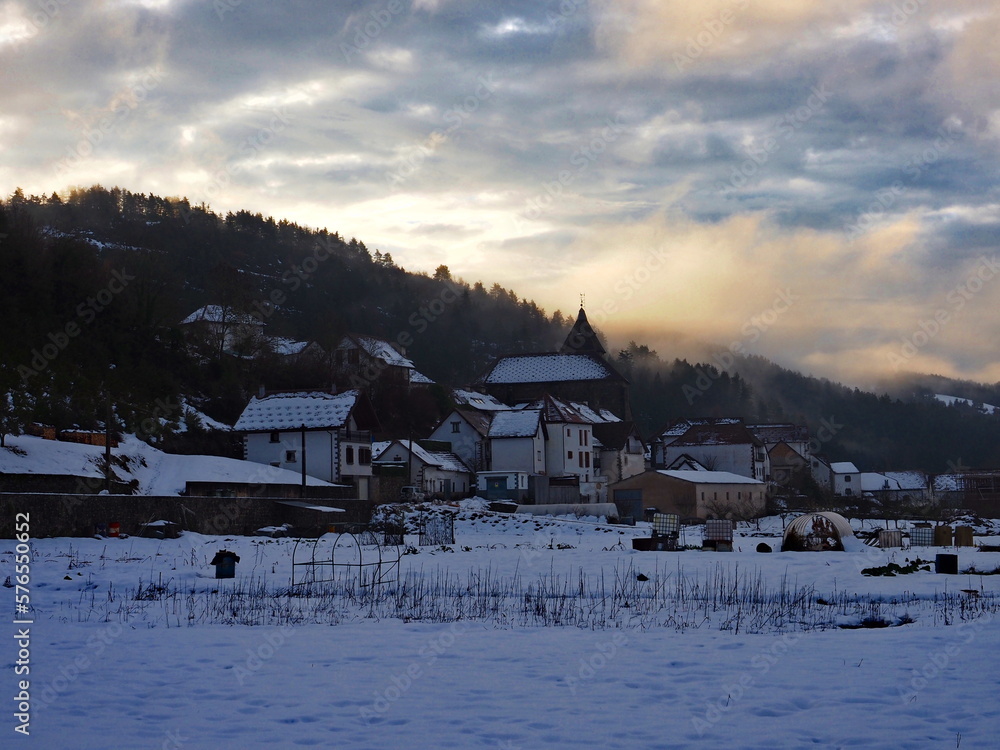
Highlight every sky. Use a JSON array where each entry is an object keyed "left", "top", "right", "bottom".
[{"left": 1, "top": 0, "right": 999, "bottom": 386}]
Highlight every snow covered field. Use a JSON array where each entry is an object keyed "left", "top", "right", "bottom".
[{"left": 6, "top": 508, "right": 1000, "bottom": 748}]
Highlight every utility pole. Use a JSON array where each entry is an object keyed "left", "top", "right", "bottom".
[{"left": 300, "top": 423, "right": 307, "bottom": 498}]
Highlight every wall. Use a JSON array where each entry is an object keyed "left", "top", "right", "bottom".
[{"left": 0, "top": 493, "right": 375, "bottom": 538}]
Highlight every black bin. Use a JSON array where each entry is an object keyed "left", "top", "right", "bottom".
[{"left": 935, "top": 553, "right": 958, "bottom": 575}]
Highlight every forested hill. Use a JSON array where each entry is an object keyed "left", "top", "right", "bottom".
[{"left": 1, "top": 186, "right": 998, "bottom": 473}]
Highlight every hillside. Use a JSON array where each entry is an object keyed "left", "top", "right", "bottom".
[{"left": 2, "top": 186, "right": 999, "bottom": 474}]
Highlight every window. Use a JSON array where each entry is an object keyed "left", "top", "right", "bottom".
[
  {"left": 451, "top": 421, "right": 461, "bottom": 433},
  {"left": 845, "top": 488, "right": 853, "bottom": 496},
  {"left": 566, "top": 428, "right": 571, "bottom": 437},
  {"left": 359, "top": 448, "right": 371, "bottom": 465},
  {"left": 568, "top": 451, "right": 573, "bottom": 459},
  {"left": 738, "top": 491, "right": 742, "bottom": 500},
  {"left": 269, "top": 431, "right": 280, "bottom": 443},
  {"left": 584, "top": 452, "right": 590, "bottom": 468},
  {"left": 346, "top": 446, "right": 354, "bottom": 465},
  {"left": 285, "top": 450, "right": 296, "bottom": 463},
  {"left": 347, "top": 349, "right": 360, "bottom": 365},
  {"left": 578, "top": 453, "right": 584, "bottom": 468}
]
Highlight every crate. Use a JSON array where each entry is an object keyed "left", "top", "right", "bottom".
[
  {"left": 909, "top": 527, "right": 934, "bottom": 546},
  {"left": 704, "top": 519, "right": 734, "bottom": 542},
  {"left": 653, "top": 513, "right": 679, "bottom": 536}
]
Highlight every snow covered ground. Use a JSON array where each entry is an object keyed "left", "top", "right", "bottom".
[
  {"left": 0, "top": 434, "right": 334, "bottom": 494},
  {"left": 5, "top": 508, "right": 1000, "bottom": 748}
]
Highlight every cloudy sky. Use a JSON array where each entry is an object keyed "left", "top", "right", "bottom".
[{"left": 2, "top": 0, "right": 999, "bottom": 386}]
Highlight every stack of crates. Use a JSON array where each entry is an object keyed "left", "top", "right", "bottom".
[
  {"left": 703, "top": 519, "right": 734, "bottom": 551},
  {"left": 652, "top": 513, "right": 680, "bottom": 551},
  {"left": 909, "top": 526, "right": 934, "bottom": 546}
]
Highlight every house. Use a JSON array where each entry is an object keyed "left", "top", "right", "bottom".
[
  {"left": 809, "top": 455, "right": 832, "bottom": 489},
  {"left": 181, "top": 304, "right": 265, "bottom": 356},
  {"left": 479, "top": 307, "right": 632, "bottom": 419},
  {"left": 233, "top": 389, "right": 380, "bottom": 500},
  {"left": 747, "top": 423, "right": 810, "bottom": 459},
  {"left": 592, "top": 421, "right": 645, "bottom": 485},
  {"left": 332, "top": 333, "right": 433, "bottom": 391},
  {"left": 767, "top": 441, "right": 810, "bottom": 487},
  {"left": 654, "top": 419, "right": 769, "bottom": 482},
  {"left": 486, "top": 409, "right": 545, "bottom": 475},
  {"left": 373, "top": 440, "right": 472, "bottom": 499},
  {"left": 427, "top": 408, "right": 492, "bottom": 472},
  {"left": 829, "top": 461, "right": 860, "bottom": 497},
  {"left": 883, "top": 471, "right": 931, "bottom": 504},
  {"left": 610, "top": 469, "right": 767, "bottom": 521},
  {"left": 649, "top": 418, "right": 742, "bottom": 467}
]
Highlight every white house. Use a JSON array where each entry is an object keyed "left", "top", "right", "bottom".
[
  {"left": 655, "top": 419, "right": 769, "bottom": 481},
  {"left": 487, "top": 409, "right": 545, "bottom": 475},
  {"left": 233, "top": 390, "right": 379, "bottom": 499},
  {"left": 427, "top": 409, "right": 493, "bottom": 472},
  {"left": 373, "top": 440, "right": 472, "bottom": 499},
  {"left": 830, "top": 461, "right": 861, "bottom": 497}
]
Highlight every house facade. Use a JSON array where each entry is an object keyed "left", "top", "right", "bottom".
[
  {"left": 234, "top": 390, "right": 379, "bottom": 500},
  {"left": 427, "top": 408, "right": 492, "bottom": 472},
  {"left": 654, "top": 420, "right": 769, "bottom": 482},
  {"left": 610, "top": 469, "right": 767, "bottom": 520},
  {"left": 373, "top": 440, "right": 472, "bottom": 499}
]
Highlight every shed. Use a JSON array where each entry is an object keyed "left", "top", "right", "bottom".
[{"left": 781, "top": 512, "right": 860, "bottom": 551}]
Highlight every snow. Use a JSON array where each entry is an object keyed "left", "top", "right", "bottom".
[
  {"left": 353, "top": 335, "right": 414, "bottom": 368},
  {"left": 373, "top": 440, "right": 469, "bottom": 473},
  {"left": 266, "top": 336, "right": 310, "bottom": 356},
  {"left": 451, "top": 389, "right": 514, "bottom": 411},
  {"left": 860, "top": 472, "right": 902, "bottom": 492},
  {"left": 7, "top": 510, "right": 1000, "bottom": 748},
  {"left": 935, "top": 394, "right": 999, "bottom": 415},
  {"left": 0, "top": 433, "right": 334, "bottom": 494},
  {"left": 487, "top": 408, "right": 542, "bottom": 438},
  {"left": 484, "top": 353, "right": 616, "bottom": 383},
  {"left": 233, "top": 390, "right": 360, "bottom": 432},
  {"left": 657, "top": 469, "right": 764, "bottom": 484},
  {"left": 180, "top": 305, "right": 263, "bottom": 327},
  {"left": 830, "top": 461, "right": 860, "bottom": 473}
]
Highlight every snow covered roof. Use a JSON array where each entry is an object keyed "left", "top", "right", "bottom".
[
  {"left": 592, "top": 422, "right": 641, "bottom": 451},
  {"left": 234, "top": 390, "right": 360, "bottom": 432},
  {"left": 830, "top": 462, "right": 859, "bottom": 474},
  {"left": 181, "top": 305, "right": 263, "bottom": 327},
  {"left": 859, "top": 473, "right": 902, "bottom": 492},
  {"left": 570, "top": 401, "right": 621, "bottom": 424},
  {"left": 343, "top": 335, "right": 414, "bottom": 368},
  {"left": 268, "top": 337, "right": 311, "bottom": 356},
  {"left": 451, "top": 389, "right": 515, "bottom": 411},
  {"left": 670, "top": 423, "right": 760, "bottom": 447},
  {"left": 374, "top": 441, "right": 470, "bottom": 473},
  {"left": 665, "top": 454, "right": 709, "bottom": 471},
  {"left": 658, "top": 418, "right": 741, "bottom": 440},
  {"left": 747, "top": 423, "right": 809, "bottom": 445},
  {"left": 488, "top": 409, "right": 542, "bottom": 438},
  {"left": 410, "top": 370, "right": 435, "bottom": 385},
  {"left": 883, "top": 471, "right": 928, "bottom": 491},
  {"left": 483, "top": 353, "right": 621, "bottom": 384},
  {"left": 526, "top": 395, "right": 589, "bottom": 424},
  {"left": 656, "top": 470, "right": 763, "bottom": 485}
]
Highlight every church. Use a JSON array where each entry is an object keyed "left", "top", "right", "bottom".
[{"left": 478, "top": 306, "right": 633, "bottom": 420}]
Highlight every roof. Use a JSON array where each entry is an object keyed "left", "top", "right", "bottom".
[
  {"left": 665, "top": 454, "right": 709, "bottom": 471},
  {"left": 526, "top": 395, "right": 589, "bottom": 425},
  {"left": 656, "top": 470, "right": 764, "bottom": 485},
  {"left": 373, "top": 441, "right": 470, "bottom": 473},
  {"left": 830, "top": 462, "right": 859, "bottom": 474},
  {"left": 747, "top": 423, "right": 809, "bottom": 445},
  {"left": 769, "top": 441, "right": 807, "bottom": 462},
  {"left": 560, "top": 307, "right": 607, "bottom": 356},
  {"left": 657, "top": 418, "right": 742, "bottom": 440},
  {"left": 340, "top": 334, "right": 414, "bottom": 369},
  {"left": 451, "top": 389, "right": 515, "bottom": 411},
  {"left": 883, "top": 471, "right": 928, "bottom": 490},
  {"left": 268, "top": 337, "right": 311, "bottom": 356},
  {"left": 455, "top": 409, "right": 493, "bottom": 437},
  {"left": 482, "top": 353, "right": 623, "bottom": 384},
  {"left": 488, "top": 409, "right": 542, "bottom": 438},
  {"left": 568, "top": 401, "right": 621, "bottom": 424},
  {"left": 181, "top": 305, "right": 263, "bottom": 327},
  {"left": 669, "top": 423, "right": 761, "bottom": 447},
  {"left": 234, "top": 390, "right": 360, "bottom": 432},
  {"left": 410, "top": 370, "right": 435, "bottom": 385},
  {"left": 859, "top": 473, "right": 902, "bottom": 492}
]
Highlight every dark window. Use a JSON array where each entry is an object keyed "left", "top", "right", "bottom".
[
  {"left": 451, "top": 422, "right": 461, "bottom": 433},
  {"left": 568, "top": 451, "right": 573, "bottom": 459},
  {"left": 844, "top": 475, "right": 852, "bottom": 482},
  {"left": 269, "top": 431, "right": 280, "bottom": 443},
  {"left": 359, "top": 448, "right": 372, "bottom": 465},
  {"left": 346, "top": 446, "right": 355, "bottom": 465},
  {"left": 584, "top": 452, "right": 590, "bottom": 468},
  {"left": 285, "top": 450, "right": 296, "bottom": 463}
]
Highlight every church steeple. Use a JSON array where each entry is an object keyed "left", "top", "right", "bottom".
[{"left": 560, "top": 305, "right": 606, "bottom": 356}]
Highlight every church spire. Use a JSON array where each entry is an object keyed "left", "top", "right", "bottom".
[{"left": 560, "top": 304, "right": 606, "bottom": 356}]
